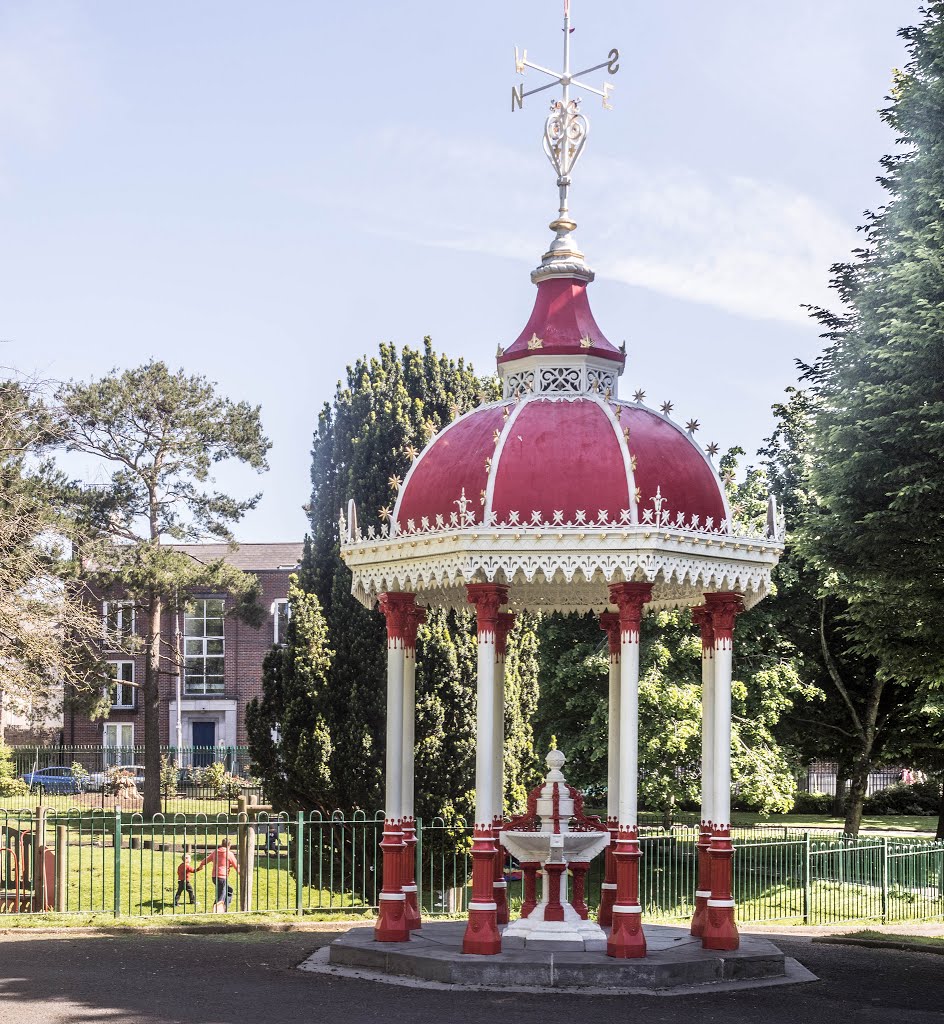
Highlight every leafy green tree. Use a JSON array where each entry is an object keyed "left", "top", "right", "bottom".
[
  {"left": 56, "top": 361, "right": 270, "bottom": 817},
  {"left": 761, "top": 388, "right": 915, "bottom": 833},
  {"left": 800, "top": 5, "right": 944, "bottom": 688},
  {"left": 0, "top": 373, "right": 104, "bottom": 738}
]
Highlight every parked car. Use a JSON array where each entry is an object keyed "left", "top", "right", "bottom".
[
  {"left": 87, "top": 764, "right": 146, "bottom": 793},
  {"left": 18, "top": 766, "right": 85, "bottom": 795}
]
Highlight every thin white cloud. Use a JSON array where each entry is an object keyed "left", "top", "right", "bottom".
[{"left": 333, "top": 128, "right": 855, "bottom": 326}]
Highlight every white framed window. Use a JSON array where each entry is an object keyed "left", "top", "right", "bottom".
[
  {"left": 184, "top": 597, "right": 225, "bottom": 695},
  {"left": 103, "top": 601, "right": 135, "bottom": 644},
  {"left": 108, "top": 662, "right": 135, "bottom": 709},
  {"left": 104, "top": 723, "right": 134, "bottom": 765},
  {"left": 272, "top": 599, "right": 290, "bottom": 645}
]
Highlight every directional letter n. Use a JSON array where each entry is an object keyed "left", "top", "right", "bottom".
[{"left": 511, "top": 84, "right": 524, "bottom": 111}]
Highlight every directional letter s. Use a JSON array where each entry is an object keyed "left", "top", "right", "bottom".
[{"left": 607, "top": 48, "right": 620, "bottom": 74}]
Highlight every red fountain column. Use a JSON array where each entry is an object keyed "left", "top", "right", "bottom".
[
  {"left": 570, "top": 862, "right": 590, "bottom": 920},
  {"left": 689, "top": 604, "right": 714, "bottom": 937},
  {"left": 597, "top": 610, "right": 621, "bottom": 928},
  {"left": 375, "top": 592, "right": 414, "bottom": 942},
  {"left": 492, "top": 611, "right": 516, "bottom": 925},
  {"left": 462, "top": 583, "right": 508, "bottom": 955},
  {"left": 701, "top": 592, "right": 744, "bottom": 951},
  {"left": 607, "top": 581, "right": 653, "bottom": 959},
  {"left": 401, "top": 600, "right": 426, "bottom": 931}
]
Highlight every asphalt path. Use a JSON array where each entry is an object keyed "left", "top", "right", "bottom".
[{"left": 0, "top": 929, "right": 941, "bottom": 1024}]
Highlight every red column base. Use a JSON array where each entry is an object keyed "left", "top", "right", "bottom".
[
  {"left": 402, "top": 819, "right": 421, "bottom": 931},
  {"left": 607, "top": 909, "right": 647, "bottom": 959},
  {"left": 462, "top": 825, "right": 501, "bottom": 955},
  {"left": 690, "top": 893, "right": 709, "bottom": 937},
  {"left": 375, "top": 823, "right": 409, "bottom": 943},
  {"left": 375, "top": 894, "right": 409, "bottom": 941},
  {"left": 462, "top": 905, "right": 502, "bottom": 954},
  {"left": 598, "top": 883, "right": 617, "bottom": 928},
  {"left": 492, "top": 818, "right": 509, "bottom": 925},
  {"left": 701, "top": 902, "right": 739, "bottom": 950}
]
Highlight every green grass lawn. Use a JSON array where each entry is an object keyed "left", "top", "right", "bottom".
[
  {"left": 845, "top": 929, "right": 944, "bottom": 947},
  {"left": 732, "top": 813, "right": 937, "bottom": 834}
]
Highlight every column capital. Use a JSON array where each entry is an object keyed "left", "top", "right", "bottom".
[
  {"left": 608, "top": 581, "right": 653, "bottom": 641},
  {"left": 494, "top": 611, "right": 516, "bottom": 658},
  {"left": 690, "top": 604, "right": 714, "bottom": 653},
  {"left": 704, "top": 592, "right": 744, "bottom": 644},
  {"left": 599, "top": 611, "right": 621, "bottom": 657},
  {"left": 466, "top": 583, "right": 509, "bottom": 637},
  {"left": 378, "top": 592, "right": 424, "bottom": 648}
]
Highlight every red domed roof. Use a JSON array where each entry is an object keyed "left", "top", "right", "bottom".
[{"left": 394, "top": 397, "right": 727, "bottom": 535}]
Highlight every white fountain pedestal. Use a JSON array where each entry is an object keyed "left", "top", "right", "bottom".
[{"left": 498, "top": 751, "right": 611, "bottom": 953}]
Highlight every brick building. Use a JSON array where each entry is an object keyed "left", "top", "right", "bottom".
[{"left": 67, "top": 542, "right": 303, "bottom": 758}]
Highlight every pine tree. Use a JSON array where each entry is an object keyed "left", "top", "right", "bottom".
[{"left": 801, "top": 4, "right": 944, "bottom": 687}]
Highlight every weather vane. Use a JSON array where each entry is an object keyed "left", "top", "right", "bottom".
[{"left": 512, "top": 0, "right": 619, "bottom": 245}]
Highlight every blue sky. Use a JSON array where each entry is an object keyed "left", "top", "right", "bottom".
[{"left": 0, "top": 1, "right": 919, "bottom": 541}]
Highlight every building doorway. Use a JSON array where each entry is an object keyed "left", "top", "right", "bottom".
[{"left": 192, "top": 721, "right": 216, "bottom": 766}]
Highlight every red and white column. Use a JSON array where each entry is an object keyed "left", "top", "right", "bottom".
[
  {"left": 375, "top": 592, "right": 415, "bottom": 942},
  {"left": 597, "top": 611, "right": 621, "bottom": 928},
  {"left": 606, "top": 581, "right": 653, "bottom": 959},
  {"left": 701, "top": 592, "right": 743, "bottom": 951},
  {"left": 462, "top": 582, "right": 508, "bottom": 955},
  {"left": 492, "top": 611, "right": 515, "bottom": 926},
  {"left": 690, "top": 604, "right": 714, "bottom": 937},
  {"left": 401, "top": 600, "right": 426, "bottom": 931}
]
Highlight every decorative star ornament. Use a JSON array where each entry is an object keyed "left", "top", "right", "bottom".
[
  {"left": 404, "top": 445, "right": 420, "bottom": 461},
  {"left": 388, "top": 475, "right": 402, "bottom": 490},
  {"left": 496, "top": 343, "right": 504, "bottom": 357},
  {"left": 706, "top": 442, "right": 720, "bottom": 457},
  {"left": 633, "top": 389, "right": 646, "bottom": 402},
  {"left": 424, "top": 421, "right": 438, "bottom": 439},
  {"left": 579, "top": 335, "right": 593, "bottom": 349},
  {"left": 379, "top": 505, "right": 392, "bottom": 521},
  {"left": 527, "top": 333, "right": 544, "bottom": 350},
  {"left": 685, "top": 419, "right": 700, "bottom": 434},
  {"left": 660, "top": 401, "right": 674, "bottom": 416},
  {"left": 723, "top": 470, "right": 736, "bottom": 486}
]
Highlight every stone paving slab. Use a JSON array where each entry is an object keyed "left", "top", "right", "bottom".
[{"left": 322, "top": 921, "right": 807, "bottom": 992}]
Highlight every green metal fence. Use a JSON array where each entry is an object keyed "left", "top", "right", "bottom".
[{"left": 1, "top": 809, "right": 942, "bottom": 925}]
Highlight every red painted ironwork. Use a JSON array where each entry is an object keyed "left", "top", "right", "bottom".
[
  {"left": 607, "top": 826, "right": 646, "bottom": 958},
  {"left": 462, "top": 824, "right": 502, "bottom": 955},
  {"left": 702, "top": 826, "right": 739, "bottom": 950}
]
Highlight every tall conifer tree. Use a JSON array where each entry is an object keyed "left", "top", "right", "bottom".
[{"left": 802, "top": 4, "right": 944, "bottom": 687}]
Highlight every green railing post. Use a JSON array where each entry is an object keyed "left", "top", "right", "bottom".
[
  {"left": 802, "top": 832, "right": 811, "bottom": 925},
  {"left": 415, "top": 817, "right": 423, "bottom": 916},
  {"left": 881, "top": 837, "right": 889, "bottom": 924},
  {"left": 296, "top": 812, "right": 305, "bottom": 917},
  {"left": 113, "top": 807, "right": 122, "bottom": 918}
]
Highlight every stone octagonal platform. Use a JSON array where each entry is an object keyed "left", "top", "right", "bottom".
[{"left": 320, "top": 922, "right": 813, "bottom": 993}]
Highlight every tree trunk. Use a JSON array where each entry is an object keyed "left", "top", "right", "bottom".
[
  {"left": 832, "top": 759, "right": 849, "bottom": 817},
  {"left": 142, "top": 591, "right": 163, "bottom": 819},
  {"left": 935, "top": 777, "right": 944, "bottom": 842},
  {"left": 844, "top": 760, "right": 870, "bottom": 836}
]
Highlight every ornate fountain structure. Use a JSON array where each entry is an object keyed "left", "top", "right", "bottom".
[{"left": 500, "top": 748, "right": 611, "bottom": 951}]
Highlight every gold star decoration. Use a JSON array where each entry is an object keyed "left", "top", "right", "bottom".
[
  {"left": 685, "top": 419, "right": 700, "bottom": 434},
  {"left": 484, "top": 457, "right": 492, "bottom": 473},
  {"left": 527, "top": 333, "right": 543, "bottom": 350},
  {"left": 723, "top": 470, "right": 736, "bottom": 486},
  {"left": 612, "top": 403, "right": 622, "bottom": 420},
  {"left": 493, "top": 429, "right": 501, "bottom": 445},
  {"left": 480, "top": 489, "right": 487, "bottom": 506},
  {"left": 477, "top": 390, "right": 488, "bottom": 406},
  {"left": 633, "top": 389, "right": 646, "bottom": 402},
  {"left": 404, "top": 445, "right": 419, "bottom": 461},
  {"left": 630, "top": 454, "right": 638, "bottom": 471},
  {"left": 706, "top": 442, "right": 720, "bottom": 457},
  {"left": 660, "top": 401, "right": 674, "bottom": 416},
  {"left": 449, "top": 403, "right": 460, "bottom": 419},
  {"left": 634, "top": 486, "right": 642, "bottom": 504},
  {"left": 379, "top": 505, "right": 392, "bottom": 521},
  {"left": 388, "top": 475, "right": 402, "bottom": 490},
  {"left": 623, "top": 426, "right": 631, "bottom": 443},
  {"left": 424, "top": 421, "right": 438, "bottom": 439},
  {"left": 496, "top": 344, "right": 504, "bottom": 357},
  {"left": 579, "top": 335, "right": 593, "bottom": 349}
]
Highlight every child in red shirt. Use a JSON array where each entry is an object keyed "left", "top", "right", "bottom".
[
  {"left": 196, "top": 837, "right": 239, "bottom": 911},
  {"left": 174, "top": 853, "right": 196, "bottom": 906}
]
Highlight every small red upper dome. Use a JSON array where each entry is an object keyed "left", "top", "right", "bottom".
[
  {"left": 498, "top": 278, "right": 624, "bottom": 366},
  {"left": 394, "top": 397, "right": 727, "bottom": 534}
]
